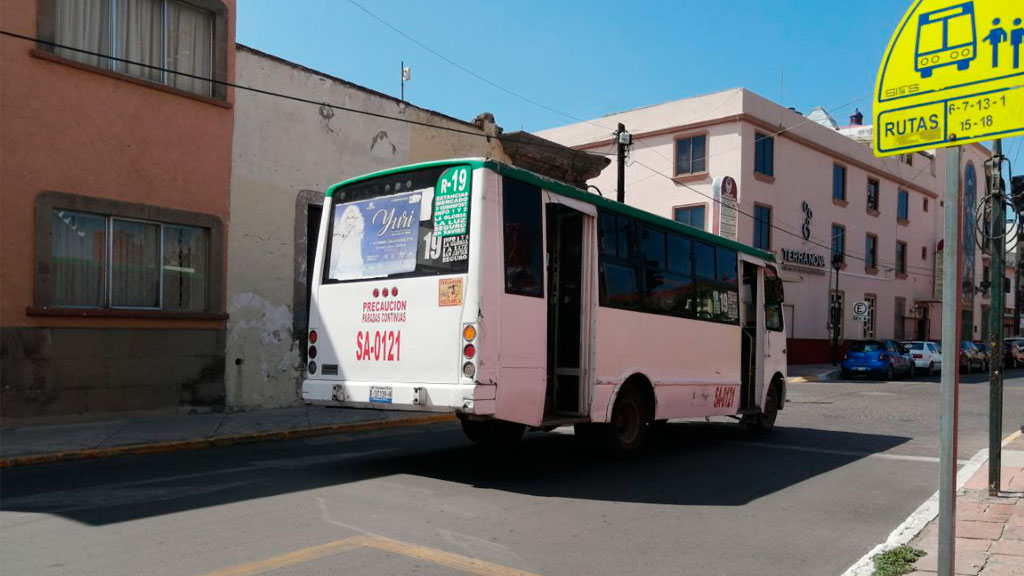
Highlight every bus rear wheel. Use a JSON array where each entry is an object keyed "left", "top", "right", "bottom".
[
  {"left": 460, "top": 418, "right": 525, "bottom": 447},
  {"left": 602, "top": 387, "right": 651, "bottom": 456}
]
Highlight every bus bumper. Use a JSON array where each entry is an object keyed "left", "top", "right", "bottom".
[{"left": 302, "top": 379, "right": 479, "bottom": 413}]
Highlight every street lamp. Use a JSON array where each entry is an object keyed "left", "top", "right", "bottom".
[{"left": 831, "top": 253, "right": 843, "bottom": 366}]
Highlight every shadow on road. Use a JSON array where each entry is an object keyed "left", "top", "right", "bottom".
[{"left": 0, "top": 421, "right": 912, "bottom": 526}]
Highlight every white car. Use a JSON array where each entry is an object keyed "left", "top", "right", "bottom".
[
  {"left": 1005, "top": 337, "right": 1024, "bottom": 368},
  {"left": 902, "top": 341, "right": 942, "bottom": 376}
]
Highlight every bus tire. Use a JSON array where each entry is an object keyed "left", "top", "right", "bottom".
[
  {"left": 603, "top": 386, "right": 650, "bottom": 456},
  {"left": 744, "top": 382, "right": 779, "bottom": 434},
  {"left": 460, "top": 418, "right": 525, "bottom": 447}
]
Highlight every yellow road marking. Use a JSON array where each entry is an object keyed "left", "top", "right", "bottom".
[
  {"left": 195, "top": 534, "right": 544, "bottom": 576},
  {"left": 360, "top": 535, "right": 543, "bottom": 576},
  {"left": 1002, "top": 429, "right": 1023, "bottom": 447},
  {"left": 196, "top": 536, "right": 367, "bottom": 576}
]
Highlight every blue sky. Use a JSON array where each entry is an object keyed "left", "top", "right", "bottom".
[{"left": 238, "top": 0, "right": 1023, "bottom": 166}]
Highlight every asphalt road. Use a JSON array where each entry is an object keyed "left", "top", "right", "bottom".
[{"left": 2, "top": 373, "right": 1023, "bottom": 576}]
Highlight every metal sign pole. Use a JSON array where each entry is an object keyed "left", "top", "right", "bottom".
[{"left": 938, "top": 146, "right": 963, "bottom": 576}]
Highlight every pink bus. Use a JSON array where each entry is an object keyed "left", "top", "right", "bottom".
[{"left": 302, "top": 159, "right": 788, "bottom": 454}]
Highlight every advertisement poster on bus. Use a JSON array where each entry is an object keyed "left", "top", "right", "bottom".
[
  {"left": 434, "top": 166, "right": 470, "bottom": 236},
  {"left": 329, "top": 191, "right": 422, "bottom": 280}
]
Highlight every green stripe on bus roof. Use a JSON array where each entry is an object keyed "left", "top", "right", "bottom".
[
  {"left": 325, "top": 158, "right": 774, "bottom": 262},
  {"left": 324, "top": 158, "right": 489, "bottom": 198}
]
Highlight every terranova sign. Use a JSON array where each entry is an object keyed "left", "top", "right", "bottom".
[{"left": 874, "top": 0, "right": 1024, "bottom": 156}]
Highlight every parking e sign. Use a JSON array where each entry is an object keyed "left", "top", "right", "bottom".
[{"left": 852, "top": 301, "right": 870, "bottom": 322}]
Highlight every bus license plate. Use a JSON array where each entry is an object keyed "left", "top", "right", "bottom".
[
  {"left": 369, "top": 386, "right": 393, "bottom": 404},
  {"left": 857, "top": 367, "right": 867, "bottom": 371}
]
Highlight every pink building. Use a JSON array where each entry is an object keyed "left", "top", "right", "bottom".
[{"left": 539, "top": 89, "right": 1003, "bottom": 364}]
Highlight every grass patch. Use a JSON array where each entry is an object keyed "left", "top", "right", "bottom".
[{"left": 872, "top": 545, "right": 926, "bottom": 576}]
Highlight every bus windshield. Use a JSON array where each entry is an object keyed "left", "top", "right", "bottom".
[{"left": 323, "top": 164, "right": 472, "bottom": 283}]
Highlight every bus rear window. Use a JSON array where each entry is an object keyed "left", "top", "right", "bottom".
[{"left": 324, "top": 165, "right": 471, "bottom": 283}]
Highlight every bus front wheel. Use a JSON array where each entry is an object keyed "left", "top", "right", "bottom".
[
  {"left": 460, "top": 417, "right": 525, "bottom": 447},
  {"left": 603, "top": 386, "right": 651, "bottom": 456},
  {"left": 744, "top": 382, "right": 779, "bottom": 434}
]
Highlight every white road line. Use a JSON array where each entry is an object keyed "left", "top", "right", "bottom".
[{"left": 736, "top": 441, "right": 969, "bottom": 465}]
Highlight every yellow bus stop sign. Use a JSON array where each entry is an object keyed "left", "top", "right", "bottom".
[{"left": 874, "top": 0, "right": 1024, "bottom": 157}]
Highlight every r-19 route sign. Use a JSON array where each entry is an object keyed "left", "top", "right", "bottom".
[{"left": 874, "top": 0, "right": 1024, "bottom": 157}]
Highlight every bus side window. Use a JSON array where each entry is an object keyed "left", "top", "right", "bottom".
[
  {"left": 765, "top": 265, "right": 785, "bottom": 332},
  {"left": 502, "top": 178, "right": 544, "bottom": 297},
  {"left": 598, "top": 212, "right": 642, "bottom": 309}
]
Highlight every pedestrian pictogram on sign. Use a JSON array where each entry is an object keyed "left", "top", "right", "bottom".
[{"left": 874, "top": 0, "right": 1024, "bottom": 157}]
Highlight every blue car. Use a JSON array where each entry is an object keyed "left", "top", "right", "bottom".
[{"left": 841, "top": 339, "right": 916, "bottom": 380}]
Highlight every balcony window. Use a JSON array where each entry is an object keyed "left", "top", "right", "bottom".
[
  {"left": 833, "top": 164, "right": 847, "bottom": 201},
  {"left": 755, "top": 132, "right": 774, "bottom": 177},
  {"left": 753, "top": 205, "right": 771, "bottom": 250},
  {"left": 898, "top": 189, "right": 910, "bottom": 221},
  {"left": 867, "top": 178, "right": 880, "bottom": 212},
  {"left": 831, "top": 224, "right": 845, "bottom": 264},
  {"left": 865, "top": 234, "right": 878, "bottom": 270}
]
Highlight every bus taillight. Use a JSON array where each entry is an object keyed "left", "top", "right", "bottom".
[
  {"left": 464, "top": 344, "right": 476, "bottom": 359},
  {"left": 463, "top": 325, "right": 477, "bottom": 341},
  {"left": 309, "top": 330, "right": 318, "bottom": 344},
  {"left": 463, "top": 362, "right": 476, "bottom": 379},
  {"left": 308, "top": 346, "right": 317, "bottom": 359}
]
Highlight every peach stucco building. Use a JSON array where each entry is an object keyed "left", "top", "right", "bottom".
[
  {"left": 539, "top": 89, "right": 1001, "bottom": 363},
  {"left": 1, "top": 0, "right": 236, "bottom": 417}
]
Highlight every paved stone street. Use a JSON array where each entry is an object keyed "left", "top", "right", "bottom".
[{"left": 2, "top": 372, "right": 1022, "bottom": 576}]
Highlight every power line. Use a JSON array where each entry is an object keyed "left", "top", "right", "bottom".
[
  {"left": 0, "top": 29, "right": 946, "bottom": 279},
  {"left": 346, "top": 0, "right": 615, "bottom": 133},
  {"left": 0, "top": 30, "right": 619, "bottom": 159}
]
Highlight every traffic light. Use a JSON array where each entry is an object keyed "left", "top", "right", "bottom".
[{"left": 1012, "top": 175, "right": 1024, "bottom": 214}]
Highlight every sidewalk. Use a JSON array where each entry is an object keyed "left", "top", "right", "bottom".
[
  {"left": 787, "top": 363, "right": 841, "bottom": 383},
  {"left": 906, "top": 431, "right": 1024, "bottom": 575},
  {"left": 0, "top": 405, "right": 455, "bottom": 467}
]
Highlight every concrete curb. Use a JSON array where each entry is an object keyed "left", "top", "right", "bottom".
[
  {"left": 0, "top": 413, "right": 456, "bottom": 468},
  {"left": 839, "top": 447, "right": 989, "bottom": 576},
  {"left": 787, "top": 369, "right": 841, "bottom": 384}
]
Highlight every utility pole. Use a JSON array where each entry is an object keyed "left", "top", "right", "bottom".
[
  {"left": 989, "top": 139, "right": 1005, "bottom": 496},
  {"left": 831, "top": 254, "right": 842, "bottom": 366},
  {"left": 400, "top": 61, "right": 410, "bottom": 101},
  {"left": 1014, "top": 175, "right": 1024, "bottom": 337},
  {"left": 615, "top": 123, "right": 631, "bottom": 203},
  {"left": 1016, "top": 230, "right": 1022, "bottom": 337}
]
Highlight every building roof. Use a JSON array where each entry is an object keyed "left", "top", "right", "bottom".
[
  {"left": 806, "top": 106, "right": 839, "bottom": 130},
  {"left": 499, "top": 131, "right": 610, "bottom": 189}
]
